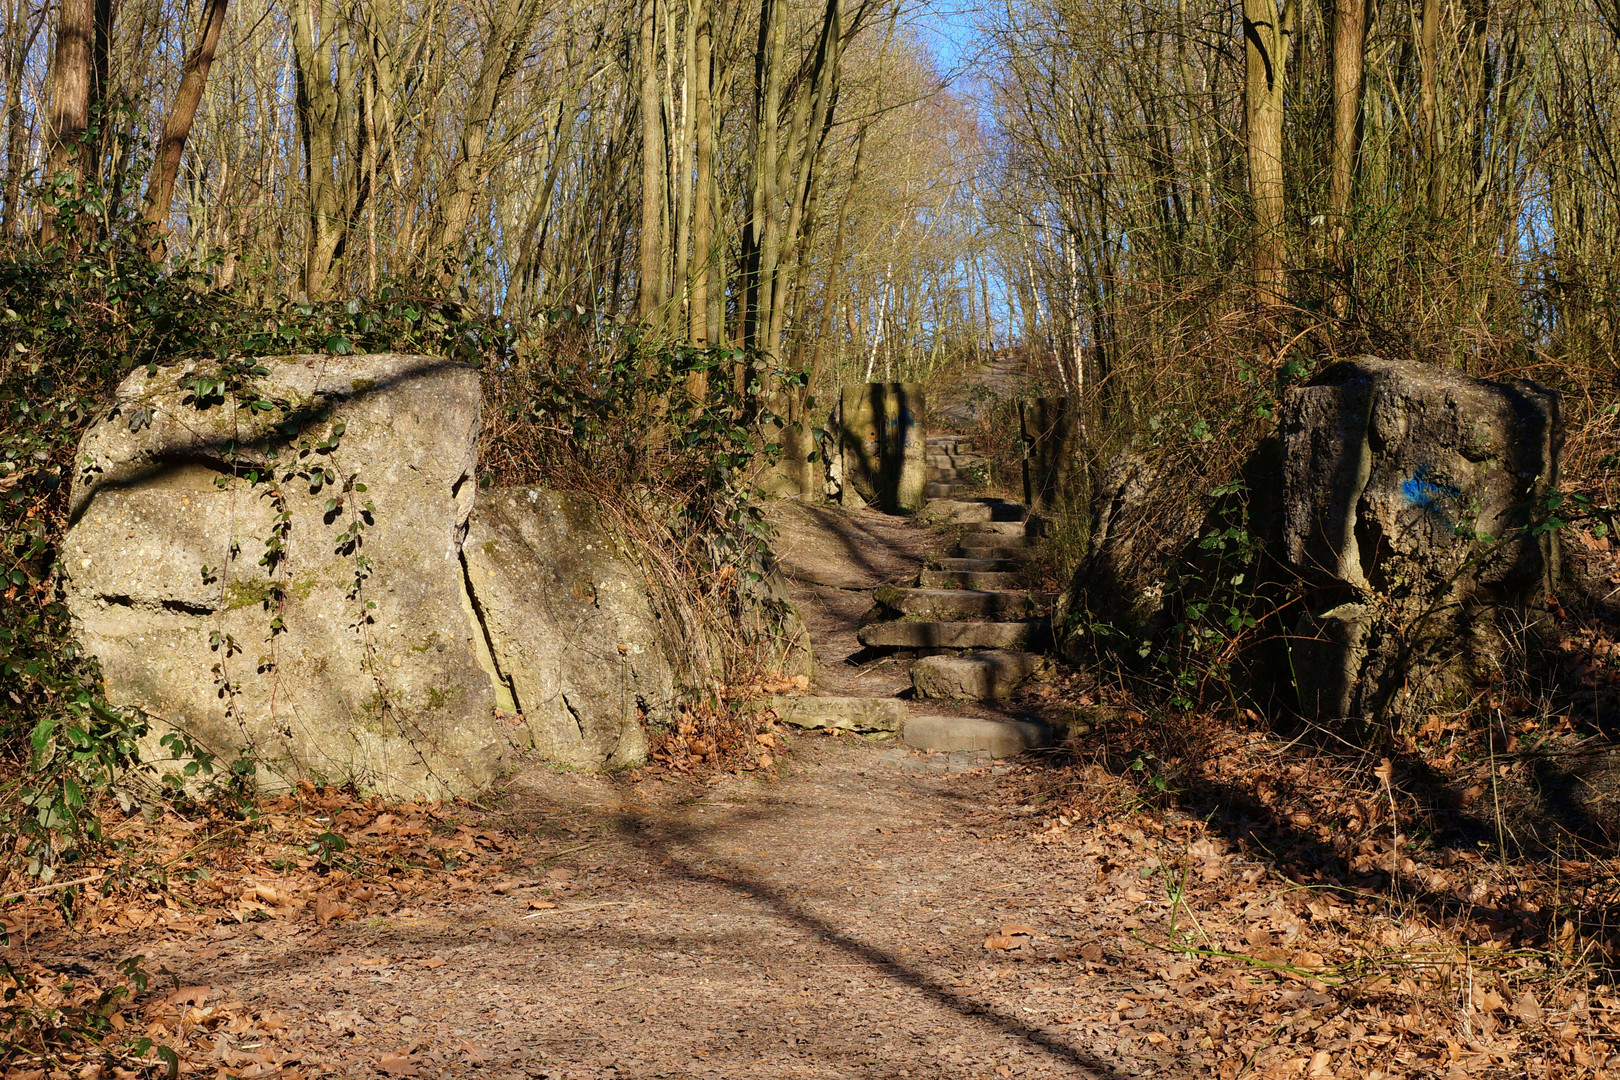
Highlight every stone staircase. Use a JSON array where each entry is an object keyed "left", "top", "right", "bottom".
[
  {"left": 924, "top": 435, "right": 984, "bottom": 500},
  {"left": 853, "top": 483, "right": 1055, "bottom": 757}
]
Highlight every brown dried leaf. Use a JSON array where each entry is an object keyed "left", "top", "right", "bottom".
[
  {"left": 315, "top": 894, "right": 353, "bottom": 927},
  {"left": 165, "top": 984, "right": 213, "bottom": 1007},
  {"left": 378, "top": 1051, "right": 418, "bottom": 1076}
]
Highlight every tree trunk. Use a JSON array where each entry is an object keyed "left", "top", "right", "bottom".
[
  {"left": 1327, "top": 0, "right": 1372, "bottom": 315},
  {"left": 429, "top": 0, "right": 535, "bottom": 284},
  {"left": 687, "top": 0, "right": 713, "bottom": 345},
  {"left": 1418, "top": 0, "right": 1441, "bottom": 216},
  {"left": 142, "top": 0, "right": 230, "bottom": 255},
  {"left": 1243, "top": 0, "right": 1294, "bottom": 308},
  {"left": 638, "top": 0, "right": 666, "bottom": 323},
  {"left": 42, "top": 0, "right": 96, "bottom": 243},
  {"left": 2, "top": 0, "right": 46, "bottom": 237}
]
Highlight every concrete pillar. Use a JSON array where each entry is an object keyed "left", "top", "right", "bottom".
[
  {"left": 833, "top": 382, "right": 926, "bottom": 513},
  {"left": 1020, "top": 396, "right": 1081, "bottom": 516}
]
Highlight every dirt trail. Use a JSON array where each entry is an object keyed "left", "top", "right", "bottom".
[
  {"left": 186, "top": 745, "right": 1131, "bottom": 1080},
  {"left": 67, "top": 501, "right": 1175, "bottom": 1080},
  {"left": 26, "top": 500, "right": 1579, "bottom": 1080}
]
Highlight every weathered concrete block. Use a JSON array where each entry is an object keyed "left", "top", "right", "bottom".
[
  {"left": 1051, "top": 452, "right": 1202, "bottom": 664},
  {"left": 771, "top": 696, "right": 905, "bottom": 732},
  {"left": 828, "top": 383, "right": 927, "bottom": 512},
  {"left": 63, "top": 355, "right": 504, "bottom": 797},
  {"left": 1021, "top": 397, "right": 1082, "bottom": 515},
  {"left": 902, "top": 715, "right": 1050, "bottom": 757},
  {"left": 857, "top": 620, "right": 1048, "bottom": 651},
  {"left": 1279, "top": 357, "right": 1561, "bottom": 721},
  {"left": 911, "top": 650, "right": 1046, "bottom": 701},
  {"left": 917, "top": 570, "right": 1022, "bottom": 590},
  {"left": 873, "top": 585, "right": 1049, "bottom": 620},
  {"left": 462, "top": 488, "right": 675, "bottom": 770}
]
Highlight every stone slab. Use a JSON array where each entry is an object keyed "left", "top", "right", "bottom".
[
  {"left": 926, "top": 481, "right": 973, "bottom": 499},
  {"left": 911, "top": 650, "right": 1046, "bottom": 701},
  {"left": 917, "top": 570, "right": 1022, "bottom": 590},
  {"left": 834, "top": 383, "right": 927, "bottom": 512},
  {"left": 62, "top": 354, "right": 504, "bottom": 798},
  {"left": 921, "top": 500, "right": 1026, "bottom": 525},
  {"left": 858, "top": 619, "right": 1048, "bottom": 651},
  {"left": 902, "top": 715, "right": 1050, "bottom": 757},
  {"left": 961, "top": 521, "right": 1029, "bottom": 538},
  {"left": 771, "top": 696, "right": 905, "bottom": 732},
  {"left": 872, "top": 586, "right": 1050, "bottom": 619},
  {"left": 931, "top": 557, "right": 1023, "bottom": 573},
  {"left": 951, "top": 544, "right": 1029, "bottom": 561}
]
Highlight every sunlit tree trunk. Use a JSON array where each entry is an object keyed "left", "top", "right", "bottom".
[
  {"left": 42, "top": 0, "right": 95, "bottom": 244},
  {"left": 1244, "top": 0, "right": 1295, "bottom": 307},
  {"left": 142, "top": 0, "right": 230, "bottom": 255},
  {"left": 638, "top": 0, "right": 666, "bottom": 322},
  {"left": 1328, "top": 0, "right": 1372, "bottom": 316}
]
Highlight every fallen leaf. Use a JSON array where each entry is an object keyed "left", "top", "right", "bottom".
[
  {"left": 984, "top": 934, "right": 1019, "bottom": 951},
  {"left": 998, "top": 923, "right": 1036, "bottom": 938},
  {"left": 459, "top": 1041, "right": 487, "bottom": 1063},
  {"left": 378, "top": 1052, "right": 417, "bottom": 1076},
  {"left": 166, "top": 984, "right": 213, "bottom": 1006},
  {"left": 419, "top": 956, "right": 446, "bottom": 969},
  {"left": 528, "top": 900, "right": 557, "bottom": 910},
  {"left": 315, "top": 894, "right": 353, "bottom": 927}
]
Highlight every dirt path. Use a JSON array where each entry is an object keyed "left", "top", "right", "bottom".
[
  {"left": 71, "top": 502, "right": 1169, "bottom": 1080},
  {"left": 18, "top": 500, "right": 1594, "bottom": 1080}
]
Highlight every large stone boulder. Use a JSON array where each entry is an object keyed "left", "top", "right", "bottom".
[
  {"left": 462, "top": 488, "right": 674, "bottom": 769},
  {"left": 1279, "top": 357, "right": 1561, "bottom": 720},
  {"left": 62, "top": 355, "right": 508, "bottom": 797}
]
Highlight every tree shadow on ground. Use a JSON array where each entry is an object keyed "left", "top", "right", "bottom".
[{"left": 1008, "top": 695, "right": 1620, "bottom": 958}]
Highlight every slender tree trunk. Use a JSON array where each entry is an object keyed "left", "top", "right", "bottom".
[
  {"left": 2, "top": 0, "right": 46, "bottom": 237},
  {"left": 672, "top": 0, "right": 694, "bottom": 326},
  {"left": 1328, "top": 0, "right": 1372, "bottom": 316},
  {"left": 741, "top": 0, "right": 782, "bottom": 364},
  {"left": 142, "top": 0, "right": 230, "bottom": 255},
  {"left": 638, "top": 0, "right": 665, "bottom": 322},
  {"left": 1418, "top": 0, "right": 1441, "bottom": 215},
  {"left": 1243, "top": 0, "right": 1294, "bottom": 307},
  {"left": 687, "top": 0, "right": 713, "bottom": 345},
  {"left": 430, "top": 0, "right": 535, "bottom": 284}
]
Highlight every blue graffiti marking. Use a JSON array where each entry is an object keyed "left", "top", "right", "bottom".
[{"left": 1401, "top": 465, "right": 1460, "bottom": 512}]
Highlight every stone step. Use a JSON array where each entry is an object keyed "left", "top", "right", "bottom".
[
  {"left": 927, "top": 467, "right": 972, "bottom": 482},
  {"left": 917, "top": 569, "right": 1022, "bottom": 590},
  {"left": 857, "top": 619, "right": 1048, "bottom": 651},
  {"left": 902, "top": 715, "right": 1051, "bottom": 757},
  {"left": 952, "top": 543, "right": 1029, "bottom": 561},
  {"left": 931, "top": 557, "right": 1023, "bottom": 573},
  {"left": 911, "top": 650, "right": 1046, "bottom": 701},
  {"left": 771, "top": 696, "right": 903, "bottom": 732},
  {"left": 873, "top": 585, "right": 1051, "bottom": 619},
  {"left": 926, "top": 481, "right": 975, "bottom": 499},
  {"left": 924, "top": 500, "right": 1027, "bottom": 524},
  {"left": 925, "top": 453, "right": 982, "bottom": 469},
  {"left": 961, "top": 521, "right": 1028, "bottom": 538}
]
